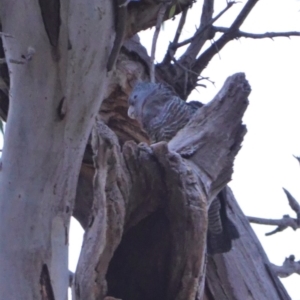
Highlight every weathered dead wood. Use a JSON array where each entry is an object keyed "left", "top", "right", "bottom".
[
  {"left": 75, "top": 121, "right": 128, "bottom": 299},
  {"left": 127, "top": 0, "right": 194, "bottom": 38},
  {"left": 75, "top": 72, "right": 249, "bottom": 300},
  {"left": 151, "top": 142, "right": 208, "bottom": 300},
  {"left": 122, "top": 141, "right": 166, "bottom": 231},
  {"left": 248, "top": 188, "right": 300, "bottom": 235},
  {"left": 169, "top": 73, "right": 249, "bottom": 202},
  {"left": 271, "top": 255, "right": 300, "bottom": 278},
  {"left": 213, "top": 26, "right": 300, "bottom": 39},
  {"left": 248, "top": 215, "right": 300, "bottom": 236},
  {"left": 71, "top": 34, "right": 293, "bottom": 299},
  {"left": 205, "top": 187, "right": 291, "bottom": 300}
]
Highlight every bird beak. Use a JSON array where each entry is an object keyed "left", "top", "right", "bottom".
[{"left": 127, "top": 106, "right": 135, "bottom": 119}]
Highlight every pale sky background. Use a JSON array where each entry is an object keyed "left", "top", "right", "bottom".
[{"left": 1, "top": 0, "right": 300, "bottom": 299}]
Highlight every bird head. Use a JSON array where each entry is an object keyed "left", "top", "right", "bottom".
[
  {"left": 127, "top": 82, "right": 174, "bottom": 126},
  {"left": 128, "top": 82, "right": 156, "bottom": 120}
]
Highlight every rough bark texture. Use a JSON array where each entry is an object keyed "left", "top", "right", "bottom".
[
  {"left": 73, "top": 70, "right": 290, "bottom": 300},
  {"left": 71, "top": 34, "right": 290, "bottom": 299},
  {"left": 205, "top": 188, "right": 291, "bottom": 300}
]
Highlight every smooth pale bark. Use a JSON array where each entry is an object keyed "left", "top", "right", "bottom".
[{"left": 0, "top": 0, "right": 113, "bottom": 299}]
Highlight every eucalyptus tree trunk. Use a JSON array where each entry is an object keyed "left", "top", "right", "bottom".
[
  {"left": 0, "top": 0, "right": 113, "bottom": 299},
  {"left": 0, "top": 0, "right": 293, "bottom": 300}
]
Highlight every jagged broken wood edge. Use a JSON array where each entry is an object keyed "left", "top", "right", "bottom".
[
  {"left": 74, "top": 121, "right": 168, "bottom": 299},
  {"left": 248, "top": 187, "right": 300, "bottom": 236},
  {"left": 271, "top": 255, "right": 300, "bottom": 278},
  {"left": 151, "top": 141, "right": 208, "bottom": 300},
  {"left": 73, "top": 73, "right": 291, "bottom": 299},
  {"left": 205, "top": 187, "right": 291, "bottom": 300},
  {"left": 169, "top": 72, "right": 250, "bottom": 202},
  {"left": 75, "top": 121, "right": 128, "bottom": 299},
  {"left": 74, "top": 73, "right": 250, "bottom": 299},
  {"left": 248, "top": 215, "right": 299, "bottom": 236},
  {"left": 149, "top": 72, "right": 249, "bottom": 299}
]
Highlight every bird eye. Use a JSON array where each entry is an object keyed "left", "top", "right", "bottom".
[{"left": 134, "top": 95, "right": 137, "bottom": 99}]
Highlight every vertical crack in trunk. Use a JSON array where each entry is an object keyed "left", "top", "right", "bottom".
[
  {"left": 40, "top": 264, "right": 56, "bottom": 300},
  {"left": 38, "top": 0, "right": 61, "bottom": 48}
]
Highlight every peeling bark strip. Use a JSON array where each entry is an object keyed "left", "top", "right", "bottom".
[
  {"left": 75, "top": 121, "right": 127, "bottom": 299},
  {"left": 38, "top": 0, "right": 61, "bottom": 47},
  {"left": 40, "top": 264, "right": 55, "bottom": 300},
  {"left": 151, "top": 142, "right": 208, "bottom": 300}
]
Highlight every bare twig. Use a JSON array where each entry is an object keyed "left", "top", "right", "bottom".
[
  {"left": 162, "top": 7, "right": 188, "bottom": 64},
  {"left": 213, "top": 26, "right": 300, "bottom": 39},
  {"left": 192, "top": 0, "right": 259, "bottom": 76},
  {"left": 271, "top": 255, "right": 300, "bottom": 278},
  {"left": 150, "top": 1, "right": 170, "bottom": 82},
  {"left": 157, "top": 0, "right": 248, "bottom": 98},
  {"left": 171, "top": 56, "right": 199, "bottom": 77},
  {"left": 249, "top": 187, "right": 300, "bottom": 235},
  {"left": 170, "top": 57, "right": 214, "bottom": 97},
  {"left": 282, "top": 188, "right": 300, "bottom": 225},
  {"left": 293, "top": 154, "right": 300, "bottom": 164},
  {"left": 198, "top": 75, "right": 215, "bottom": 86},
  {"left": 248, "top": 215, "right": 299, "bottom": 236},
  {"left": 173, "top": 1, "right": 237, "bottom": 49}
]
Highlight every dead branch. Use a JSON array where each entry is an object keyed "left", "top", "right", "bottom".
[
  {"left": 174, "top": 1, "right": 237, "bottom": 50},
  {"left": 162, "top": 7, "right": 188, "bottom": 65},
  {"left": 213, "top": 26, "right": 300, "bottom": 39},
  {"left": 294, "top": 155, "right": 300, "bottom": 164},
  {"left": 192, "top": 0, "right": 259, "bottom": 75},
  {"left": 283, "top": 188, "right": 300, "bottom": 225},
  {"left": 150, "top": 1, "right": 170, "bottom": 82},
  {"left": 206, "top": 187, "right": 291, "bottom": 300},
  {"left": 248, "top": 215, "right": 299, "bottom": 236},
  {"left": 248, "top": 187, "right": 300, "bottom": 235},
  {"left": 157, "top": 0, "right": 259, "bottom": 98},
  {"left": 271, "top": 255, "right": 300, "bottom": 278},
  {"left": 169, "top": 0, "right": 214, "bottom": 79}
]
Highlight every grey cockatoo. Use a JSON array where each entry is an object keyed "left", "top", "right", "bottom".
[{"left": 128, "top": 82, "right": 239, "bottom": 254}]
